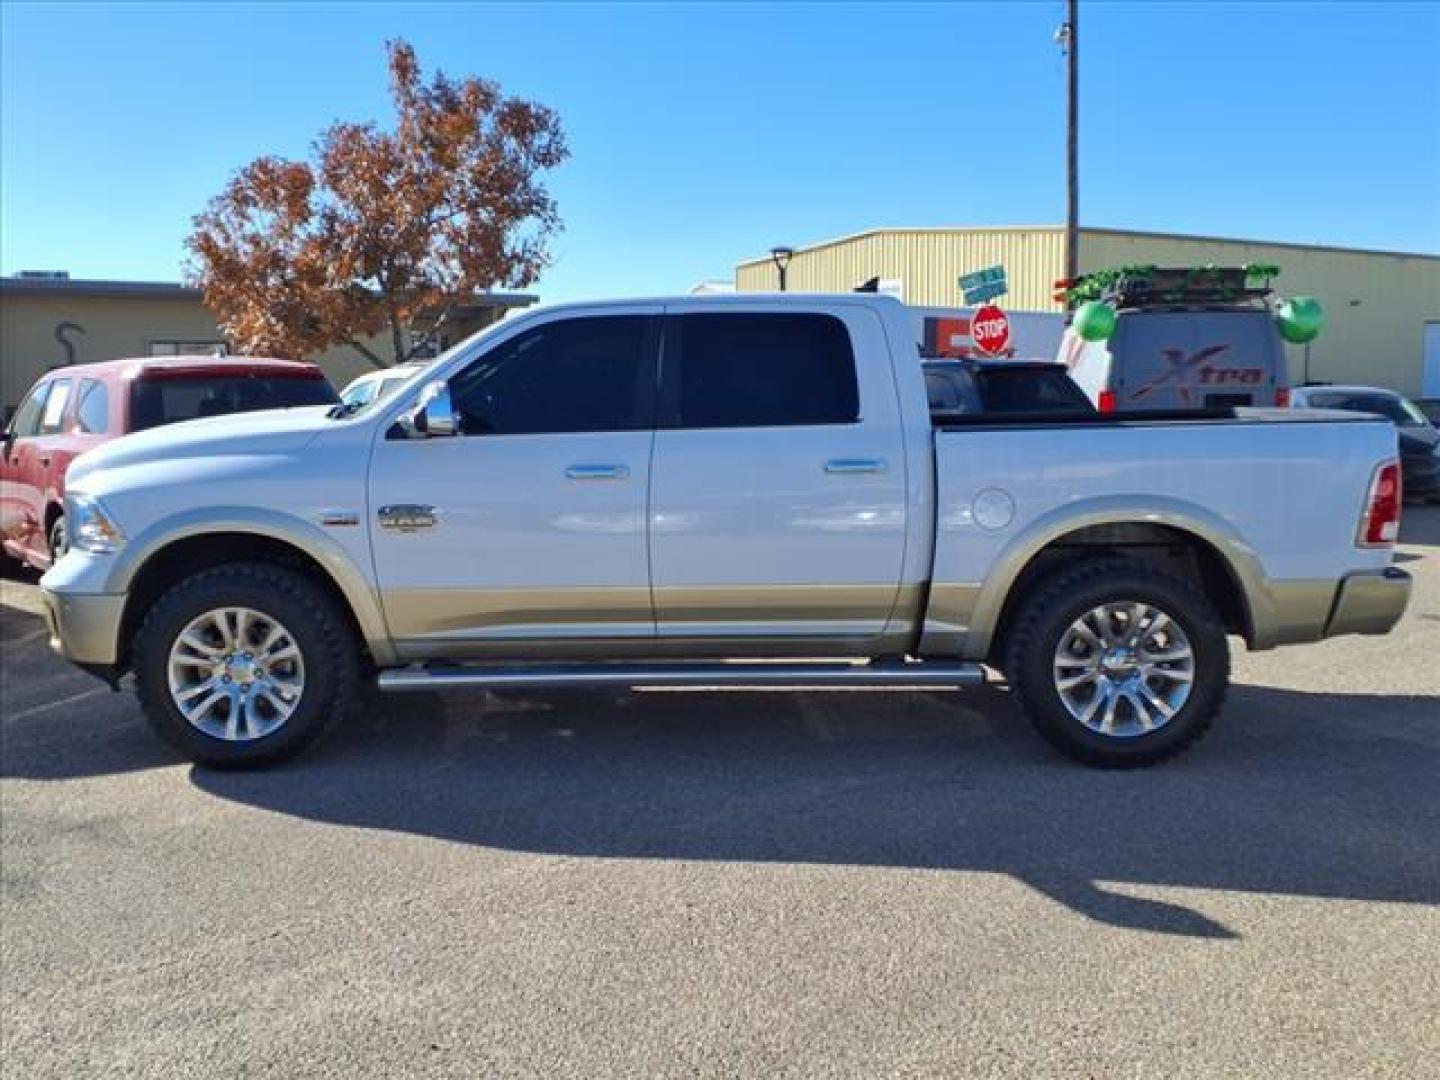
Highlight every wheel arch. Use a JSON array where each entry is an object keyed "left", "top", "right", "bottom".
[
  {"left": 950, "top": 498, "right": 1272, "bottom": 664},
  {"left": 112, "top": 512, "right": 395, "bottom": 671}
]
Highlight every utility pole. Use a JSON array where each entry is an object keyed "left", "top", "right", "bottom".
[{"left": 1060, "top": 0, "right": 1079, "bottom": 288}]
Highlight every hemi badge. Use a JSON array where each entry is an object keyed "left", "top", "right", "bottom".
[{"left": 320, "top": 511, "right": 360, "bottom": 527}]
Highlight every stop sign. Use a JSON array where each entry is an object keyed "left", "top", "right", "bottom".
[{"left": 971, "top": 304, "right": 1011, "bottom": 356}]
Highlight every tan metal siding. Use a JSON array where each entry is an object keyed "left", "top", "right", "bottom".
[{"left": 738, "top": 229, "right": 1068, "bottom": 310}]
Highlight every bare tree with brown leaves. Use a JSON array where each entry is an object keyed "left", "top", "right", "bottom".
[{"left": 187, "top": 40, "right": 568, "bottom": 366}]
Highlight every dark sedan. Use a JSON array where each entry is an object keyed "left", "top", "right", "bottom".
[{"left": 1290, "top": 385, "right": 1440, "bottom": 504}]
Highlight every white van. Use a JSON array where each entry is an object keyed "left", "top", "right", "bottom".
[{"left": 1059, "top": 267, "right": 1293, "bottom": 413}]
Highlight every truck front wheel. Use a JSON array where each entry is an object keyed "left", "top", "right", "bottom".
[
  {"left": 132, "top": 562, "right": 357, "bottom": 767},
  {"left": 1003, "top": 557, "right": 1229, "bottom": 767}
]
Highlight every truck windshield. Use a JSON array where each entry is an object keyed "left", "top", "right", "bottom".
[
  {"left": 130, "top": 376, "right": 337, "bottom": 431},
  {"left": 1306, "top": 391, "right": 1430, "bottom": 427}
]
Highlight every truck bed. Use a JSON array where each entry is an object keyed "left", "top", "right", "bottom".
[{"left": 922, "top": 410, "right": 1399, "bottom": 655}]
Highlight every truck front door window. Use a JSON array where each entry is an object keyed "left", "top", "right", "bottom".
[{"left": 450, "top": 316, "right": 654, "bottom": 435}]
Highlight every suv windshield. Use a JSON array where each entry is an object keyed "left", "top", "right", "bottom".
[
  {"left": 337, "top": 366, "right": 428, "bottom": 413},
  {"left": 130, "top": 375, "right": 337, "bottom": 431},
  {"left": 1306, "top": 391, "right": 1429, "bottom": 427}
]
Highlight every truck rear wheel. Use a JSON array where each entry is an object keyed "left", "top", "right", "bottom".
[
  {"left": 1003, "top": 556, "right": 1229, "bottom": 767},
  {"left": 132, "top": 562, "right": 356, "bottom": 767}
]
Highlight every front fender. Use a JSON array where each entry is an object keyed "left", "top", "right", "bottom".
[{"left": 105, "top": 506, "right": 395, "bottom": 666}]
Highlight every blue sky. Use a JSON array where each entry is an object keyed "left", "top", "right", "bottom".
[{"left": 3, "top": 1, "right": 1437, "bottom": 303}]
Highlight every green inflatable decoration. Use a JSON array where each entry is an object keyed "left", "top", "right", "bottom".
[
  {"left": 1073, "top": 300, "right": 1116, "bottom": 342},
  {"left": 1276, "top": 296, "right": 1324, "bottom": 344}
]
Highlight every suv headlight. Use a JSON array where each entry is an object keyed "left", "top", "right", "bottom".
[{"left": 68, "top": 494, "right": 126, "bottom": 554}]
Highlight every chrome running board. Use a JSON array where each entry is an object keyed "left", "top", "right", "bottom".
[{"left": 376, "top": 660, "right": 985, "bottom": 693}]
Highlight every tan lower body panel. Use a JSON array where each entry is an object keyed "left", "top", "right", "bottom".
[
  {"left": 915, "top": 582, "right": 983, "bottom": 657},
  {"left": 388, "top": 581, "right": 916, "bottom": 660}
]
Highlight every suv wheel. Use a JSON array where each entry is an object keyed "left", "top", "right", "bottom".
[
  {"left": 1004, "top": 557, "right": 1229, "bottom": 767},
  {"left": 132, "top": 562, "right": 356, "bottom": 767}
]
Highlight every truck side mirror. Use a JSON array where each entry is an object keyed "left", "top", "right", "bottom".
[{"left": 411, "top": 380, "right": 458, "bottom": 438}]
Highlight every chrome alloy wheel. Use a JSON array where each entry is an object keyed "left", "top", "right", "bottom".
[
  {"left": 166, "top": 607, "right": 305, "bottom": 742},
  {"left": 1051, "top": 602, "right": 1195, "bottom": 738}
]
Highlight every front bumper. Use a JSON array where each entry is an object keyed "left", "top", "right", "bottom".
[
  {"left": 1324, "top": 567, "right": 1412, "bottom": 638},
  {"left": 41, "top": 586, "right": 125, "bottom": 667}
]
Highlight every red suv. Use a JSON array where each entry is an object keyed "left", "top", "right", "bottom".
[{"left": 1, "top": 356, "right": 337, "bottom": 571}]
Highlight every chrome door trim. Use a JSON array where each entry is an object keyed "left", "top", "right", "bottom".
[
  {"left": 564, "top": 464, "right": 631, "bottom": 481},
  {"left": 824, "top": 458, "right": 888, "bottom": 474}
]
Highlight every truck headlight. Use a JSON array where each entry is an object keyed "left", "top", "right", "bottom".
[{"left": 68, "top": 494, "right": 126, "bottom": 554}]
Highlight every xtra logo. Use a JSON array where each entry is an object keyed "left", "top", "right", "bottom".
[{"left": 1131, "top": 345, "right": 1264, "bottom": 404}]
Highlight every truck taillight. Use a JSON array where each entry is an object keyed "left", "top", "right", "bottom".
[
  {"left": 1275, "top": 387, "right": 1291, "bottom": 407},
  {"left": 1358, "top": 461, "right": 1402, "bottom": 548},
  {"left": 1097, "top": 390, "right": 1117, "bottom": 414}
]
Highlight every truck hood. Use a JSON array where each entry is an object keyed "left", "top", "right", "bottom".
[{"left": 68, "top": 406, "right": 335, "bottom": 486}]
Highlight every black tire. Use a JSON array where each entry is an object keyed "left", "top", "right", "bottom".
[
  {"left": 1003, "top": 556, "right": 1229, "bottom": 768},
  {"left": 132, "top": 562, "right": 357, "bottom": 767},
  {"left": 48, "top": 513, "right": 68, "bottom": 561}
]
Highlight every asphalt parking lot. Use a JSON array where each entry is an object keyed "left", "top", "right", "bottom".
[{"left": 3, "top": 511, "right": 1438, "bottom": 1078}]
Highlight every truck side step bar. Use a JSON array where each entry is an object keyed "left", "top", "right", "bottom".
[{"left": 376, "top": 660, "right": 986, "bottom": 693}]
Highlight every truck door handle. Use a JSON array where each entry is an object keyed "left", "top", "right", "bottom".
[
  {"left": 565, "top": 464, "right": 630, "bottom": 481},
  {"left": 825, "top": 458, "right": 887, "bottom": 475}
]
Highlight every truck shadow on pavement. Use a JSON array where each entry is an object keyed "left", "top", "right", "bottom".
[{"left": 176, "top": 679, "right": 1440, "bottom": 942}]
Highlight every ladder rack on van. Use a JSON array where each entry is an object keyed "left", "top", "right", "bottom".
[{"left": 1064, "top": 264, "right": 1280, "bottom": 310}]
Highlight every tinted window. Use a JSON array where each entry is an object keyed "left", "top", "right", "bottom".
[
  {"left": 129, "top": 376, "right": 337, "bottom": 432},
  {"left": 76, "top": 379, "right": 110, "bottom": 434},
  {"left": 924, "top": 365, "right": 976, "bottom": 413},
  {"left": 38, "top": 379, "right": 73, "bottom": 434},
  {"left": 975, "top": 368, "right": 1093, "bottom": 414},
  {"left": 8, "top": 382, "right": 51, "bottom": 438},
  {"left": 449, "top": 316, "right": 653, "bottom": 435},
  {"left": 669, "top": 313, "right": 859, "bottom": 429}
]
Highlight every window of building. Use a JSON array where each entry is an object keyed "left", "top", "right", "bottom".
[
  {"left": 666, "top": 313, "right": 859, "bottom": 429},
  {"left": 38, "top": 379, "right": 73, "bottom": 434},
  {"left": 449, "top": 316, "right": 654, "bottom": 435},
  {"left": 75, "top": 379, "right": 110, "bottom": 434}
]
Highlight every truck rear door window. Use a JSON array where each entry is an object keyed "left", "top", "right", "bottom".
[{"left": 666, "top": 313, "right": 859, "bottom": 428}]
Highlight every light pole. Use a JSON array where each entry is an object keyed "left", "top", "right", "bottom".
[
  {"left": 771, "top": 246, "right": 794, "bottom": 292},
  {"left": 1056, "top": 1, "right": 1079, "bottom": 291}
]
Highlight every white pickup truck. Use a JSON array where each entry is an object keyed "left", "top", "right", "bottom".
[{"left": 41, "top": 295, "right": 1411, "bottom": 768}]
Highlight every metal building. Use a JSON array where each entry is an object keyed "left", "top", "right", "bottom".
[{"left": 736, "top": 227, "right": 1440, "bottom": 396}]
